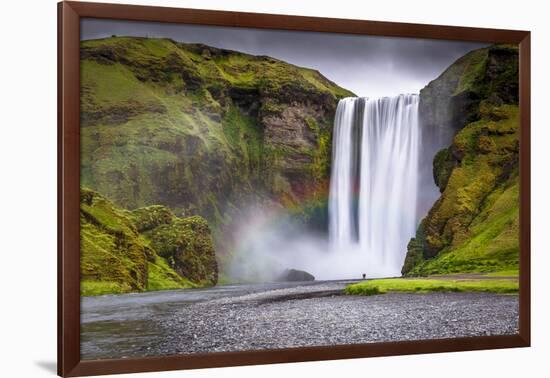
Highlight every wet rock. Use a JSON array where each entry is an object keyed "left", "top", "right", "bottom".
[{"left": 278, "top": 269, "right": 315, "bottom": 282}]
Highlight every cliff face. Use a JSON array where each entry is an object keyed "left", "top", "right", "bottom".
[
  {"left": 80, "top": 187, "right": 217, "bottom": 296},
  {"left": 402, "top": 45, "right": 519, "bottom": 276},
  {"left": 419, "top": 45, "right": 518, "bottom": 135},
  {"left": 80, "top": 37, "right": 354, "bottom": 224}
]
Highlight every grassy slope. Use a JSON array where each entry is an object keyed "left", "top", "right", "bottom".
[{"left": 345, "top": 278, "right": 518, "bottom": 296}]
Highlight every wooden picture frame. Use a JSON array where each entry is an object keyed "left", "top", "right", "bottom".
[{"left": 58, "top": 1, "right": 531, "bottom": 376}]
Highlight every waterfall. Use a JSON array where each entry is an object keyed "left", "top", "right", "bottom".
[{"left": 329, "top": 94, "right": 420, "bottom": 278}]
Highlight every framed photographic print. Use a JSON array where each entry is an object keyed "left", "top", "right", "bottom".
[{"left": 58, "top": 1, "right": 531, "bottom": 376}]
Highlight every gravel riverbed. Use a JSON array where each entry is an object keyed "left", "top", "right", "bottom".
[{"left": 81, "top": 280, "right": 518, "bottom": 360}]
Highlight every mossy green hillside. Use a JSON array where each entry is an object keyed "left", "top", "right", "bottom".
[
  {"left": 405, "top": 103, "right": 520, "bottom": 276},
  {"left": 404, "top": 44, "right": 520, "bottom": 276},
  {"left": 345, "top": 277, "right": 518, "bottom": 296},
  {"left": 406, "top": 173, "right": 519, "bottom": 276},
  {"left": 403, "top": 104, "right": 520, "bottom": 276},
  {"left": 80, "top": 187, "right": 152, "bottom": 294},
  {"left": 80, "top": 187, "right": 217, "bottom": 296},
  {"left": 419, "top": 45, "right": 518, "bottom": 132},
  {"left": 80, "top": 37, "right": 354, "bottom": 226}
]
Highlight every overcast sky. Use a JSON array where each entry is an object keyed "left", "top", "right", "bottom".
[{"left": 81, "top": 18, "right": 486, "bottom": 98}]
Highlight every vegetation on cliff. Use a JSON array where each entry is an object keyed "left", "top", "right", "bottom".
[
  {"left": 80, "top": 187, "right": 217, "bottom": 296},
  {"left": 79, "top": 36, "right": 355, "bottom": 282},
  {"left": 402, "top": 45, "right": 519, "bottom": 276},
  {"left": 80, "top": 37, "right": 353, "bottom": 224}
]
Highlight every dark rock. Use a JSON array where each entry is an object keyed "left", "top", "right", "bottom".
[
  {"left": 278, "top": 269, "right": 315, "bottom": 282},
  {"left": 228, "top": 87, "right": 261, "bottom": 116}
]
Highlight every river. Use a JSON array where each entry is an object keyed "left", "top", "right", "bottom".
[{"left": 81, "top": 280, "right": 518, "bottom": 360}]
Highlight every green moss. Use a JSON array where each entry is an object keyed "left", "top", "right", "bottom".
[
  {"left": 300, "top": 68, "right": 355, "bottom": 99},
  {"left": 80, "top": 188, "right": 151, "bottom": 293},
  {"left": 310, "top": 123, "right": 332, "bottom": 182},
  {"left": 147, "top": 256, "right": 197, "bottom": 291},
  {"left": 211, "top": 51, "right": 354, "bottom": 99},
  {"left": 81, "top": 60, "right": 162, "bottom": 110},
  {"left": 222, "top": 104, "right": 264, "bottom": 174},
  {"left": 403, "top": 105, "right": 519, "bottom": 275},
  {"left": 80, "top": 187, "right": 218, "bottom": 296},
  {"left": 81, "top": 280, "right": 131, "bottom": 296},
  {"left": 453, "top": 49, "right": 488, "bottom": 95},
  {"left": 409, "top": 175, "right": 519, "bottom": 276},
  {"left": 80, "top": 36, "right": 350, "bottom": 225},
  {"left": 145, "top": 215, "right": 218, "bottom": 285},
  {"left": 405, "top": 46, "right": 519, "bottom": 276},
  {"left": 433, "top": 148, "right": 454, "bottom": 191},
  {"left": 130, "top": 205, "right": 175, "bottom": 232},
  {"left": 428, "top": 45, "right": 518, "bottom": 101},
  {"left": 345, "top": 278, "right": 518, "bottom": 295}
]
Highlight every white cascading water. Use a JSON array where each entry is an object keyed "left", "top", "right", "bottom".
[{"left": 329, "top": 94, "right": 420, "bottom": 278}]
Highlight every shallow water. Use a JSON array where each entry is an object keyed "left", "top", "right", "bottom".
[
  {"left": 81, "top": 281, "right": 334, "bottom": 359},
  {"left": 81, "top": 280, "right": 518, "bottom": 360}
]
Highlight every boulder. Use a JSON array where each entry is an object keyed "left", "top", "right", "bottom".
[{"left": 278, "top": 269, "right": 315, "bottom": 282}]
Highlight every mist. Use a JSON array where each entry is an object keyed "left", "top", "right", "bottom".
[{"left": 225, "top": 204, "right": 397, "bottom": 282}]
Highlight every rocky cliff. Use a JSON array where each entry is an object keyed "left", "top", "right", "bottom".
[
  {"left": 402, "top": 45, "right": 519, "bottom": 275},
  {"left": 80, "top": 37, "right": 354, "bottom": 225}
]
